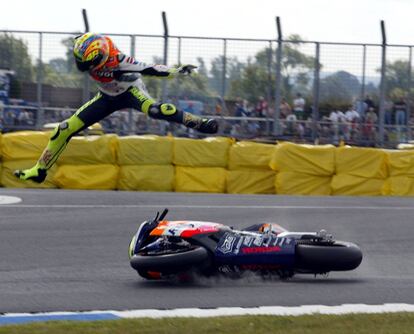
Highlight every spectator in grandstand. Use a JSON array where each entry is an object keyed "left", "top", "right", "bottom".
[
  {"left": 283, "top": 107, "right": 300, "bottom": 137},
  {"left": 215, "top": 99, "right": 222, "bottom": 116},
  {"left": 230, "top": 123, "right": 242, "bottom": 137},
  {"left": 60, "top": 106, "right": 72, "bottom": 121},
  {"left": 328, "top": 110, "right": 340, "bottom": 144},
  {"left": 234, "top": 98, "right": 250, "bottom": 118},
  {"left": 293, "top": 93, "right": 306, "bottom": 120},
  {"left": 345, "top": 106, "right": 360, "bottom": 141},
  {"left": 333, "top": 109, "right": 347, "bottom": 141},
  {"left": 280, "top": 98, "right": 291, "bottom": 119},
  {"left": 17, "top": 108, "right": 31, "bottom": 126},
  {"left": 15, "top": 32, "right": 218, "bottom": 183},
  {"left": 394, "top": 98, "right": 407, "bottom": 126},
  {"left": 345, "top": 106, "right": 360, "bottom": 123},
  {"left": 384, "top": 99, "right": 394, "bottom": 125},
  {"left": 4, "top": 110, "right": 16, "bottom": 126},
  {"left": 254, "top": 96, "right": 268, "bottom": 118},
  {"left": 363, "top": 107, "right": 378, "bottom": 145},
  {"left": 354, "top": 98, "right": 368, "bottom": 119},
  {"left": 364, "top": 95, "right": 375, "bottom": 110}
]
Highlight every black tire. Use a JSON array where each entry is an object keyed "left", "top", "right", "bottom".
[
  {"left": 130, "top": 246, "right": 210, "bottom": 274},
  {"left": 295, "top": 241, "right": 363, "bottom": 272}
]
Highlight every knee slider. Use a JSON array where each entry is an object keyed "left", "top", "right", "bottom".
[
  {"left": 148, "top": 103, "right": 177, "bottom": 118},
  {"left": 50, "top": 121, "right": 70, "bottom": 141},
  {"left": 160, "top": 103, "right": 177, "bottom": 116}
]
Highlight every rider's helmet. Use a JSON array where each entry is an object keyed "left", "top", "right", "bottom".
[{"left": 73, "top": 33, "right": 110, "bottom": 72}]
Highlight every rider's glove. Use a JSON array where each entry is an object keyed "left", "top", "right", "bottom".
[{"left": 177, "top": 64, "right": 197, "bottom": 75}]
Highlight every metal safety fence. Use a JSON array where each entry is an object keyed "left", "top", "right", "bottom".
[{"left": 1, "top": 27, "right": 413, "bottom": 147}]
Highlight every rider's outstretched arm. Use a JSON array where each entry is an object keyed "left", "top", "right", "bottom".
[{"left": 113, "top": 55, "right": 196, "bottom": 78}]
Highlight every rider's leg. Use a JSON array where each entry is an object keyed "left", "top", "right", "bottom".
[
  {"left": 127, "top": 87, "right": 218, "bottom": 134},
  {"left": 14, "top": 92, "right": 114, "bottom": 183}
]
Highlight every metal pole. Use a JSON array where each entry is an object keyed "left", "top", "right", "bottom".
[
  {"left": 360, "top": 44, "right": 366, "bottom": 101},
  {"left": 82, "top": 9, "right": 90, "bottom": 32},
  {"left": 312, "top": 42, "right": 321, "bottom": 142},
  {"left": 378, "top": 20, "right": 387, "bottom": 146},
  {"left": 221, "top": 39, "right": 227, "bottom": 98},
  {"left": 129, "top": 35, "right": 136, "bottom": 135},
  {"left": 36, "top": 32, "right": 43, "bottom": 130},
  {"left": 407, "top": 46, "right": 412, "bottom": 140},
  {"left": 82, "top": 9, "right": 90, "bottom": 104},
  {"left": 266, "top": 40, "right": 273, "bottom": 135},
  {"left": 161, "top": 11, "right": 169, "bottom": 103},
  {"left": 178, "top": 37, "right": 182, "bottom": 65},
  {"left": 274, "top": 16, "right": 282, "bottom": 136}
]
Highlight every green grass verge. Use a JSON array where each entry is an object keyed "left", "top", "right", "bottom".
[{"left": 1, "top": 313, "right": 414, "bottom": 334}]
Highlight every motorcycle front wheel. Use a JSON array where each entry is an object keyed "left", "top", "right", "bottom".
[
  {"left": 295, "top": 241, "right": 363, "bottom": 273},
  {"left": 130, "top": 246, "right": 210, "bottom": 274}
]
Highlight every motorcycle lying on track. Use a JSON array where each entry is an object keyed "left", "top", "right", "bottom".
[{"left": 129, "top": 209, "right": 363, "bottom": 280}]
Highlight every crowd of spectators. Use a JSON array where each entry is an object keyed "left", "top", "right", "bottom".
[
  {"left": 274, "top": 94, "right": 414, "bottom": 146},
  {"left": 1, "top": 94, "right": 414, "bottom": 146},
  {"left": 0, "top": 99, "right": 37, "bottom": 131}
]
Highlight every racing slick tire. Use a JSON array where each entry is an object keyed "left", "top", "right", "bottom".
[
  {"left": 295, "top": 241, "right": 363, "bottom": 272},
  {"left": 130, "top": 246, "right": 210, "bottom": 274}
]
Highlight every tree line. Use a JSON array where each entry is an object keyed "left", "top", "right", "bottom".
[{"left": 0, "top": 33, "right": 411, "bottom": 111}]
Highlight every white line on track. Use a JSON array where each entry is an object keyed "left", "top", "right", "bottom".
[
  {"left": 113, "top": 303, "right": 414, "bottom": 318},
  {"left": 2, "top": 204, "right": 414, "bottom": 210},
  {"left": 2, "top": 304, "right": 414, "bottom": 323}
]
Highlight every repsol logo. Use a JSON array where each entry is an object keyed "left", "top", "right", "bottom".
[{"left": 95, "top": 71, "right": 113, "bottom": 78}]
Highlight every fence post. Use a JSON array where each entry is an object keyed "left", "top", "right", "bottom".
[
  {"left": 266, "top": 40, "right": 273, "bottom": 135},
  {"left": 378, "top": 20, "right": 387, "bottom": 146},
  {"left": 82, "top": 9, "right": 90, "bottom": 104},
  {"left": 178, "top": 37, "right": 182, "bottom": 65},
  {"left": 407, "top": 46, "right": 412, "bottom": 140},
  {"left": 82, "top": 9, "right": 90, "bottom": 32},
  {"left": 35, "top": 32, "right": 44, "bottom": 130},
  {"left": 221, "top": 39, "right": 227, "bottom": 98},
  {"left": 128, "top": 35, "right": 136, "bottom": 135},
  {"left": 161, "top": 11, "right": 169, "bottom": 104},
  {"left": 274, "top": 16, "right": 282, "bottom": 136},
  {"left": 312, "top": 42, "right": 320, "bottom": 142},
  {"left": 360, "top": 44, "right": 366, "bottom": 101}
]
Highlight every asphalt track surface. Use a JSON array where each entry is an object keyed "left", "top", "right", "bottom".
[{"left": 1, "top": 188, "right": 414, "bottom": 313}]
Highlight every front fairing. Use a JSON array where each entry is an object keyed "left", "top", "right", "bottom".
[{"left": 129, "top": 220, "right": 229, "bottom": 258}]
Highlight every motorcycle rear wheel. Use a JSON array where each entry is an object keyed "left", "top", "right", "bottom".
[{"left": 295, "top": 241, "right": 362, "bottom": 272}]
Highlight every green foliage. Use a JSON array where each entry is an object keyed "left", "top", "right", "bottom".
[
  {"left": 42, "top": 36, "right": 83, "bottom": 88},
  {"left": 320, "top": 70, "right": 361, "bottom": 106},
  {"left": 0, "top": 33, "right": 34, "bottom": 82},
  {"left": 384, "top": 60, "right": 410, "bottom": 97},
  {"left": 228, "top": 35, "right": 316, "bottom": 104},
  {"left": 144, "top": 56, "right": 215, "bottom": 100}
]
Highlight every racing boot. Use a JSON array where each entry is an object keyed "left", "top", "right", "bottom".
[
  {"left": 14, "top": 163, "right": 47, "bottom": 183},
  {"left": 183, "top": 113, "right": 218, "bottom": 134},
  {"left": 14, "top": 114, "right": 85, "bottom": 184}
]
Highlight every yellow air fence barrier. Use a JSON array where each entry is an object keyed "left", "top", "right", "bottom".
[
  {"left": 228, "top": 141, "right": 276, "bottom": 170},
  {"left": 1, "top": 131, "right": 49, "bottom": 161},
  {"left": 275, "top": 172, "right": 332, "bottom": 196},
  {"left": 270, "top": 142, "right": 335, "bottom": 176},
  {"left": 53, "top": 165, "right": 119, "bottom": 190},
  {"left": 173, "top": 137, "right": 233, "bottom": 167},
  {"left": 175, "top": 166, "right": 227, "bottom": 193},
  {"left": 118, "top": 165, "right": 174, "bottom": 191},
  {"left": 58, "top": 135, "right": 118, "bottom": 165},
  {"left": 1, "top": 160, "right": 57, "bottom": 189},
  {"left": 117, "top": 135, "right": 173, "bottom": 165},
  {"left": 227, "top": 170, "right": 276, "bottom": 194}
]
